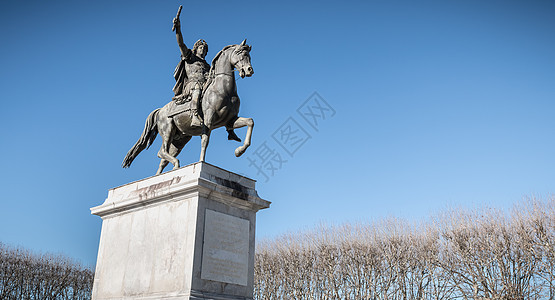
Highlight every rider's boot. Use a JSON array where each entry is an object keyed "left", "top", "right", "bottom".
[{"left": 227, "top": 129, "right": 242, "bottom": 142}]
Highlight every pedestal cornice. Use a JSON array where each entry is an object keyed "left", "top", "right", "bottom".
[{"left": 91, "top": 162, "right": 270, "bottom": 218}]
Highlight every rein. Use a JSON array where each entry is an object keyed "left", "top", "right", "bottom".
[
  {"left": 213, "top": 69, "right": 237, "bottom": 77},
  {"left": 211, "top": 47, "right": 247, "bottom": 81},
  {"left": 213, "top": 69, "right": 241, "bottom": 81}
]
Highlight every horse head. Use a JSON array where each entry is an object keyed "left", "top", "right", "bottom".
[{"left": 230, "top": 39, "right": 253, "bottom": 78}]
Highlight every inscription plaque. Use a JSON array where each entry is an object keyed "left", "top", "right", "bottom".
[{"left": 201, "top": 209, "right": 250, "bottom": 286}]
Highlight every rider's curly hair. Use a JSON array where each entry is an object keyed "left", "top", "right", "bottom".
[{"left": 193, "top": 39, "right": 208, "bottom": 56}]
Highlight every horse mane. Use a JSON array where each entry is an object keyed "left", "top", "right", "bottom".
[
  {"left": 203, "top": 45, "right": 236, "bottom": 94},
  {"left": 209, "top": 45, "right": 235, "bottom": 74}
]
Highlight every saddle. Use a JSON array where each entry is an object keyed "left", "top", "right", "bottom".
[
  {"left": 167, "top": 96, "right": 193, "bottom": 118},
  {"left": 173, "top": 93, "right": 190, "bottom": 105}
]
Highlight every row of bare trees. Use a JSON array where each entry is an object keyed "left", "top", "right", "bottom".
[
  {"left": 0, "top": 243, "right": 94, "bottom": 299},
  {"left": 254, "top": 197, "right": 555, "bottom": 299}
]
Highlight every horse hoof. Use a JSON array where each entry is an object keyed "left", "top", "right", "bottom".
[{"left": 235, "top": 148, "right": 244, "bottom": 157}]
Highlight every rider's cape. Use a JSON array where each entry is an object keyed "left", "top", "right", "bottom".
[
  {"left": 173, "top": 58, "right": 187, "bottom": 96},
  {"left": 173, "top": 47, "right": 195, "bottom": 95},
  {"left": 173, "top": 52, "right": 213, "bottom": 99}
]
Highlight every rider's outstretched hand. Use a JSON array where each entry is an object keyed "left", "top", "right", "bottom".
[
  {"left": 172, "top": 5, "right": 182, "bottom": 32},
  {"left": 172, "top": 17, "right": 180, "bottom": 31}
]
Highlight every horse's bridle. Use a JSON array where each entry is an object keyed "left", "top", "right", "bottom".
[
  {"left": 212, "top": 46, "right": 250, "bottom": 78},
  {"left": 213, "top": 70, "right": 236, "bottom": 77}
]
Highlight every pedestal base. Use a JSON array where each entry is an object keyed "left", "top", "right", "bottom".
[{"left": 91, "top": 162, "right": 270, "bottom": 300}]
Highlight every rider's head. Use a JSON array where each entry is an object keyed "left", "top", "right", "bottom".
[{"left": 193, "top": 39, "right": 208, "bottom": 59}]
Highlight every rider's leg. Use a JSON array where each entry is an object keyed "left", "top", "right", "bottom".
[
  {"left": 225, "top": 117, "right": 241, "bottom": 142},
  {"left": 226, "top": 128, "right": 242, "bottom": 142},
  {"left": 190, "top": 88, "right": 203, "bottom": 127}
]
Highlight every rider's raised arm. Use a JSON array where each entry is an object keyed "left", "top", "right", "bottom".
[{"left": 173, "top": 15, "right": 191, "bottom": 59}]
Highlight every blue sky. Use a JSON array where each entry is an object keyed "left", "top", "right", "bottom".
[{"left": 1, "top": 0, "right": 554, "bottom": 267}]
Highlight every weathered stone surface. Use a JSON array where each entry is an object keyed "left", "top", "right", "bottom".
[
  {"left": 201, "top": 210, "right": 249, "bottom": 286},
  {"left": 91, "top": 162, "right": 270, "bottom": 300}
]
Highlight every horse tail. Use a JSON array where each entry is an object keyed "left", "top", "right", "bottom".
[{"left": 122, "top": 108, "right": 160, "bottom": 168}]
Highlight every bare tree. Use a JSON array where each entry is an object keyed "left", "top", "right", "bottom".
[
  {"left": 0, "top": 243, "right": 94, "bottom": 300},
  {"left": 254, "top": 196, "right": 555, "bottom": 300}
]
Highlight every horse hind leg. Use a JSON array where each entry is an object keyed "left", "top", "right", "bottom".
[
  {"left": 157, "top": 141, "right": 179, "bottom": 174},
  {"left": 156, "top": 135, "right": 192, "bottom": 174},
  {"left": 156, "top": 120, "right": 181, "bottom": 174},
  {"left": 157, "top": 159, "right": 170, "bottom": 175}
]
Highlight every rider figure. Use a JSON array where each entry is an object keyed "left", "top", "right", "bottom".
[
  {"left": 171, "top": 10, "right": 242, "bottom": 141},
  {"left": 172, "top": 16, "right": 209, "bottom": 128}
]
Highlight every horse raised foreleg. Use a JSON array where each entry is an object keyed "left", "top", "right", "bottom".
[{"left": 231, "top": 117, "right": 254, "bottom": 157}]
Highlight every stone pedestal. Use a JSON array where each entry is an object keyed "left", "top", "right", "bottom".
[{"left": 90, "top": 162, "right": 270, "bottom": 300}]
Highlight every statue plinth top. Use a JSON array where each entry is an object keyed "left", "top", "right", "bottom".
[{"left": 93, "top": 161, "right": 269, "bottom": 218}]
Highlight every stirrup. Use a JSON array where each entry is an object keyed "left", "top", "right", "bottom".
[
  {"left": 190, "top": 110, "right": 203, "bottom": 127},
  {"left": 192, "top": 109, "right": 204, "bottom": 122}
]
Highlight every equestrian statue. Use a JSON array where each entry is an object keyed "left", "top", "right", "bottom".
[{"left": 122, "top": 5, "right": 255, "bottom": 175}]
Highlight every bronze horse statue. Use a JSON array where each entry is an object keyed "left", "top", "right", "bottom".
[{"left": 122, "top": 39, "right": 254, "bottom": 174}]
